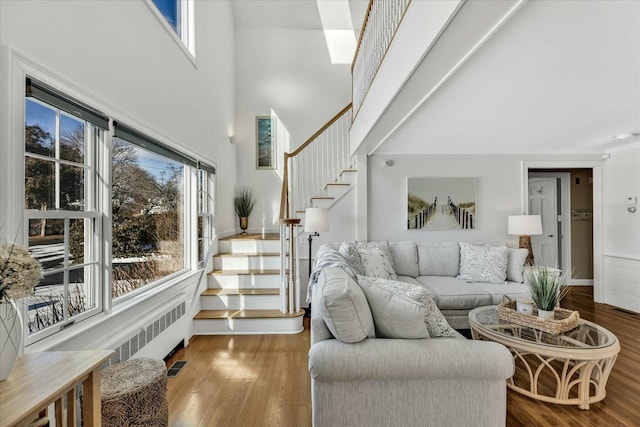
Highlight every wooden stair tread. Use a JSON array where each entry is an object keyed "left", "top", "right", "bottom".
[
  {"left": 201, "top": 288, "right": 279, "bottom": 296},
  {"left": 208, "top": 269, "right": 282, "bottom": 276},
  {"left": 340, "top": 169, "right": 357, "bottom": 175},
  {"left": 326, "top": 183, "right": 350, "bottom": 186},
  {"left": 311, "top": 197, "right": 334, "bottom": 200},
  {"left": 214, "top": 252, "right": 280, "bottom": 258},
  {"left": 219, "top": 233, "right": 280, "bottom": 241},
  {"left": 194, "top": 309, "right": 305, "bottom": 319}
]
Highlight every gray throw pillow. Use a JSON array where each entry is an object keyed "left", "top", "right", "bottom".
[
  {"left": 356, "top": 241, "right": 397, "bottom": 280},
  {"left": 418, "top": 242, "right": 460, "bottom": 276},
  {"left": 389, "top": 241, "right": 420, "bottom": 278},
  {"left": 358, "top": 276, "right": 458, "bottom": 338},
  {"left": 316, "top": 268, "right": 375, "bottom": 343},
  {"left": 457, "top": 242, "right": 509, "bottom": 284},
  {"left": 357, "top": 276, "right": 429, "bottom": 339}
]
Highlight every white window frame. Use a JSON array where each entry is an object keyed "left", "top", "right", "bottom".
[
  {"left": 146, "top": 0, "right": 197, "bottom": 65},
  {"left": 197, "top": 168, "right": 215, "bottom": 267}
]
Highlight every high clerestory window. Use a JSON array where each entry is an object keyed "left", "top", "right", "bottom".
[
  {"left": 150, "top": 0, "right": 195, "bottom": 58},
  {"left": 23, "top": 77, "right": 215, "bottom": 344}
]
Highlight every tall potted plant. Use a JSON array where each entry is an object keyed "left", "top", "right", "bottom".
[
  {"left": 527, "top": 266, "right": 570, "bottom": 319},
  {"left": 234, "top": 187, "right": 255, "bottom": 234}
]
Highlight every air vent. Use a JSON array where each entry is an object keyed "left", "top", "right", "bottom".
[{"left": 167, "top": 360, "right": 187, "bottom": 377}]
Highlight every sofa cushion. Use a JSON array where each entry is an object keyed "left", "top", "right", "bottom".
[
  {"left": 357, "top": 276, "right": 430, "bottom": 339},
  {"left": 415, "top": 276, "right": 493, "bottom": 309},
  {"left": 316, "top": 268, "right": 375, "bottom": 343},
  {"left": 359, "top": 276, "right": 458, "bottom": 338},
  {"left": 338, "top": 242, "right": 365, "bottom": 275},
  {"left": 475, "top": 282, "right": 531, "bottom": 305},
  {"left": 418, "top": 242, "right": 460, "bottom": 277},
  {"left": 458, "top": 242, "right": 509, "bottom": 284},
  {"left": 506, "top": 248, "right": 529, "bottom": 283},
  {"left": 356, "top": 241, "right": 397, "bottom": 280},
  {"left": 389, "top": 241, "right": 419, "bottom": 278}
]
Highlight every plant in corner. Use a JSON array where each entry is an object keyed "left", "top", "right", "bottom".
[
  {"left": 527, "top": 266, "right": 570, "bottom": 319},
  {"left": 234, "top": 187, "right": 255, "bottom": 234}
]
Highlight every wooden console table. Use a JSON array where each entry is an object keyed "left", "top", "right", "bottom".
[{"left": 0, "top": 350, "right": 114, "bottom": 427}]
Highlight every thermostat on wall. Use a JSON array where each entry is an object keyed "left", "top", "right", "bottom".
[{"left": 627, "top": 196, "right": 637, "bottom": 205}]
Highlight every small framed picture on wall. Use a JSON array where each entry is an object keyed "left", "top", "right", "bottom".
[{"left": 256, "top": 116, "right": 276, "bottom": 170}]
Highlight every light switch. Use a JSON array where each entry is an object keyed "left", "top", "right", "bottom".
[{"left": 627, "top": 196, "right": 638, "bottom": 205}]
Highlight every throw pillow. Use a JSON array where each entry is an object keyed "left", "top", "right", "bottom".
[
  {"left": 417, "top": 242, "right": 460, "bottom": 276},
  {"left": 356, "top": 241, "right": 397, "bottom": 280},
  {"left": 338, "top": 242, "right": 365, "bottom": 275},
  {"left": 357, "top": 276, "right": 429, "bottom": 339},
  {"left": 506, "top": 248, "right": 529, "bottom": 283},
  {"left": 358, "top": 276, "right": 458, "bottom": 338},
  {"left": 316, "top": 268, "right": 375, "bottom": 343},
  {"left": 389, "top": 241, "right": 420, "bottom": 278},
  {"left": 457, "top": 242, "right": 509, "bottom": 284}
]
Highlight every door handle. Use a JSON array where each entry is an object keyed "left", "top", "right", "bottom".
[{"left": 547, "top": 234, "right": 554, "bottom": 238}]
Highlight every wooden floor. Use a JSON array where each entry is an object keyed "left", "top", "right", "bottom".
[{"left": 167, "top": 287, "right": 639, "bottom": 427}]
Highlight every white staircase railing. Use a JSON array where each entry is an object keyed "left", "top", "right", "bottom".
[
  {"left": 352, "top": 0, "right": 412, "bottom": 117},
  {"left": 279, "top": 104, "right": 353, "bottom": 314}
]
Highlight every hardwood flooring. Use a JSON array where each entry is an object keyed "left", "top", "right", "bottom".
[{"left": 167, "top": 287, "right": 639, "bottom": 426}]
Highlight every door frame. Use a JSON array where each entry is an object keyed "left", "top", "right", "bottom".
[
  {"left": 521, "top": 160, "right": 603, "bottom": 303},
  {"left": 528, "top": 172, "right": 571, "bottom": 279}
]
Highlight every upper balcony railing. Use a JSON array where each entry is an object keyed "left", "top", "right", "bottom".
[{"left": 352, "top": 0, "right": 412, "bottom": 117}]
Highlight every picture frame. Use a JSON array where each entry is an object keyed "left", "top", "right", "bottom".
[
  {"left": 256, "top": 116, "right": 276, "bottom": 170},
  {"left": 407, "top": 177, "right": 476, "bottom": 230}
]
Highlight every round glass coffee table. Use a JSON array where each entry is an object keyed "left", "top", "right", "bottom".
[{"left": 469, "top": 305, "right": 619, "bottom": 410}]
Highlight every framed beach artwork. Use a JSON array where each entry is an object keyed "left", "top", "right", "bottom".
[
  {"left": 407, "top": 177, "right": 476, "bottom": 230},
  {"left": 256, "top": 116, "right": 276, "bottom": 170}
]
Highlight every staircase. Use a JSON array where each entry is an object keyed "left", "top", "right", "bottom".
[{"left": 193, "top": 233, "right": 304, "bottom": 335}]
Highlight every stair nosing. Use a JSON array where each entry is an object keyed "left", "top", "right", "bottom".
[
  {"left": 214, "top": 252, "right": 280, "bottom": 258},
  {"left": 194, "top": 309, "right": 305, "bottom": 320},
  {"left": 208, "top": 269, "right": 283, "bottom": 276}
]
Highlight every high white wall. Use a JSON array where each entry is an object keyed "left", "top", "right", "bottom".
[
  {"left": 234, "top": 27, "right": 352, "bottom": 232},
  {"left": 0, "top": 0, "right": 235, "bottom": 354}
]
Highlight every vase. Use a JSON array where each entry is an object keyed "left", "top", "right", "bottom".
[
  {"left": 537, "top": 308, "right": 555, "bottom": 320},
  {"left": 0, "top": 300, "right": 23, "bottom": 381},
  {"left": 239, "top": 216, "right": 249, "bottom": 234}
]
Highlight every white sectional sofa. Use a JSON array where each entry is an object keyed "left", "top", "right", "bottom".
[{"left": 307, "top": 240, "right": 529, "bottom": 426}]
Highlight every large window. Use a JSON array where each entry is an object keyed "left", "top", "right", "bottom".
[
  {"left": 23, "top": 84, "right": 105, "bottom": 341},
  {"left": 21, "top": 77, "right": 216, "bottom": 344}
]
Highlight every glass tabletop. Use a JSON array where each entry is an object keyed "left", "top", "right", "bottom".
[{"left": 469, "top": 306, "right": 617, "bottom": 349}]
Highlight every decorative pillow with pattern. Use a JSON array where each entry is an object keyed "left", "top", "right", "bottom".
[
  {"left": 457, "top": 242, "right": 509, "bottom": 284},
  {"left": 355, "top": 241, "right": 397, "bottom": 280},
  {"left": 357, "top": 275, "right": 458, "bottom": 338},
  {"left": 338, "top": 242, "right": 365, "bottom": 275}
]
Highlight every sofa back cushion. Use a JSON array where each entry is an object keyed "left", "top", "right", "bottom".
[
  {"left": 418, "top": 242, "right": 460, "bottom": 277},
  {"left": 389, "top": 241, "right": 420, "bottom": 278},
  {"left": 315, "top": 268, "right": 375, "bottom": 343}
]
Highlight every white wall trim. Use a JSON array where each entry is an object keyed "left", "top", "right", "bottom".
[
  {"left": 571, "top": 279, "right": 593, "bottom": 286},
  {"left": 522, "top": 159, "right": 604, "bottom": 303}
]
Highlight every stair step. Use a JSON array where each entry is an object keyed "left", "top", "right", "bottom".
[
  {"left": 219, "top": 234, "right": 280, "bottom": 253},
  {"left": 200, "top": 289, "right": 281, "bottom": 310},
  {"left": 207, "top": 269, "right": 282, "bottom": 289},
  {"left": 208, "top": 268, "right": 281, "bottom": 275},
  {"left": 202, "top": 288, "right": 279, "bottom": 296},
  {"left": 213, "top": 253, "right": 280, "bottom": 270},
  {"left": 310, "top": 197, "right": 334, "bottom": 208},
  {"left": 220, "top": 233, "right": 280, "bottom": 241},
  {"left": 325, "top": 183, "right": 351, "bottom": 198},
  {"left": 194, "top": 309, "right": 304, "bottom": 319}
]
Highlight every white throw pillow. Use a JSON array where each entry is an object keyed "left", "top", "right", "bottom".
[
  {"left": 389, "top": 241, "right": 420, "bottom": 278},
  {"left": 457, "top": 242, "right": 509, "bottom": 284},
  {"left": 506, "top": 248, "right": 529, "bottom": 283},
  {"left": 316, "top": 269, "right": 375, "bottom": 343},
  {"left": 358, "top": 276, "right": 458, "bottom": 338},
  {"left": 357, "top": 276, "right": 429, "bottom": 339},
  {"left": 338, "top": 242, "right": 365, "bottom": 275},
  {"left": 356, "top": 241, "right": 397, "bottom": 280}
]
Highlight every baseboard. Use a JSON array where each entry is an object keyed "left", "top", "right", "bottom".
[{"left": 570, "top": 279, "right": 593, "bottom": 286}]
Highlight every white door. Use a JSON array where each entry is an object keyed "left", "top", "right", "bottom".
[{"left": 528, "top": 178, "right": 559, "bottom": 267}]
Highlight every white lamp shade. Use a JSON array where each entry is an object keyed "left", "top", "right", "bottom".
[
  {"left": 508, "top": 215, "right": 543, "bottom": 235},
  {"left": 304, "top": 208, "right": 329, "bottom": 233}
]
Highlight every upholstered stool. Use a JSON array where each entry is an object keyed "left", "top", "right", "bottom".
[{"left": 100, "top": 358, "right": 168, "bottom": 427}]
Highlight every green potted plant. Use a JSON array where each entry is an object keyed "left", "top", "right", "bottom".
[
  {"left": 527, "top": 266, "right": 570, "bottom": 319},
  {"left": 234, "top": 187, "right": 255, "bottom": 234}
]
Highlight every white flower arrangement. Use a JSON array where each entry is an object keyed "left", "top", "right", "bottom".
[{"left": 0, "top": 242, "right": 43, "bottom": 301}]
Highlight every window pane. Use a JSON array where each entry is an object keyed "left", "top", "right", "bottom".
[
  {"left": 60, "top": 114, "right": 85, "bottom": 163},
  {"left": 26, "top": 282, "right": 65, "bottom": 333},
  {"left": 153, "top": 0, "right": 178, "bottom": 32},
  {"left": 28, "top": 218, "right": 65, "bottom": 273},
  {"left": 69, "top": 218, "right": 88, "bottom": 265},
  {"left": 60, "top": 164, "right": 84, "bottom": 210},
  {"left": 112, "top": 139, "right": 185, "bottom": 298},
  {"left": 68, "top": 265, "right": 96, "bottom": 317},
  {"left": 25, "top": 99, "right": 55, "bottom": 157},
  {"left": 24, "top": 157, "right": 55, "bottom": 210}
]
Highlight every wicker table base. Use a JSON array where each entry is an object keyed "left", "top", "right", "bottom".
[
  {"left": 469, "top": 306, "right": 620, "bottom": 410},
  {"left": 101, "top": 358, "right": 168, "bottom": 427}
]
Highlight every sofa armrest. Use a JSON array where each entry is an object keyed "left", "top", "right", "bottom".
[{"left": 309, "top": 338, "right": 513, "bottom": 382}]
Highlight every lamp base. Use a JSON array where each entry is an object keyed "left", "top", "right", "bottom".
[{"left": 519, "top": 235, "right": 535, "bottom": 266}]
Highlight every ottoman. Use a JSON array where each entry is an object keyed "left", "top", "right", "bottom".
[{"left": 100, "top": 358, "right": 168, "bottom": 427}]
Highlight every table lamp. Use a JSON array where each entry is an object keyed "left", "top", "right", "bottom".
[
  {"left": 508, "top": 214, "right": 543, "bottom": 266},
  {"left": 305, "top": 207, "right": 329, "bottom": 278}
]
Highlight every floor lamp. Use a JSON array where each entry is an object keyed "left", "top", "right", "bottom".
[
  {"left": 508, "top": 214, "right": 543, "bottom": 266},
  {"left": 305, "top": 208, "right": 329, "bottom": 278}
]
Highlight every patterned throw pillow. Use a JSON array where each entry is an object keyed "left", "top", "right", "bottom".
[
  {"left": 338, "top": 242, "right": 365, "bottom": 275},
  {"left": 357, "top": 276, "right": 458, "bottom": 338},
  {"left": 457, "top": 242, "right": 509, "bottom": 284},
  {"left": 356, "top": 241, "right": 397, "bottom": 280}
]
